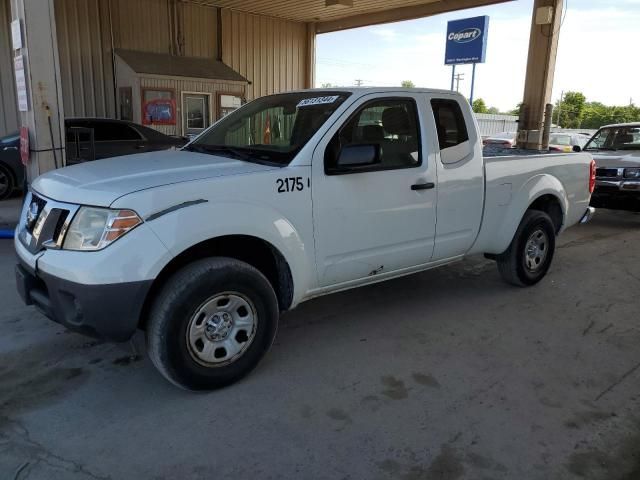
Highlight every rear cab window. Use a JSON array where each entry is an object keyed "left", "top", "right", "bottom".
[
  {"left": 430, "top": 98, "right": 473, "bottom": 165},
  {"left": 431, "top": 99, "right": 469, "bottom": 150}
]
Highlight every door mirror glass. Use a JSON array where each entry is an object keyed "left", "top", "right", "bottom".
[
  {"left": 335, "top": 144, "right": 380, "bottom": 170},
  {"left": 572, "top": 145, "right": 582, "bottom": 152}
]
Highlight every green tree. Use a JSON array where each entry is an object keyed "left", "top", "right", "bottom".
[
  {"left": 401, "top": 80, "right": 415, "bottom": 88},
  {"left": 556, "top": 91, "right": 586, "bottom": 128},
  {"left": 508, "top": 103, "right": 523, "bottom": 117},
  {"left": 572, "top": 101, "right": 640, "bottom": 129},
  {"left": 472, "top": 98, "right": 489, "bottom": 113},
  {"left": 487, "top": 106, "right": 500, "bottom": 115}
]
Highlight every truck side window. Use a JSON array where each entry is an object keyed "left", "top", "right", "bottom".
[
  {"left": 431, "top": 99, "right": 469, "bottom": 150},
  {"left": 325, "top": 98, "right": 421, "bottom": 173}
]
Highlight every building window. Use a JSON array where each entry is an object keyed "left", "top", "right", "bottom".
[
  {"left": 141, "top": 88, "right": 176, "bottom": 125},
  {"left": 183, "top": 93, "right": 211, "bottom": 137}
]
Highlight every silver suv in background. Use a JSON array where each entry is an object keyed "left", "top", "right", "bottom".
[{"left": 586, "top": 123, "right": 640, "bottom": 211}]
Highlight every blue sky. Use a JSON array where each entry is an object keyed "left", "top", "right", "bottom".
[{"left": 316, "top": 0, "right": 640, "bottom": 112}]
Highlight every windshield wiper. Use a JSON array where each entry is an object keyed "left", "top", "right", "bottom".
[
  {"left": 183, "top": 144, "right": 254, "bottom": 160},
  {"left": 184, "top": 144, "right": 285, "bottom": 166},
  {"left": 585, "top": 146, "right": 616, "bottom": 151}
]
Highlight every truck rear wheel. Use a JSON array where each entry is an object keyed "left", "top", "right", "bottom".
[
  {"left": 496, "top": 210, "right": 556, "bottom": 287},
  {"left": 146, "top": 257, "right": 279, "bottom": 390}
]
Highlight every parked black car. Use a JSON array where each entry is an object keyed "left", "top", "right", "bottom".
[
  {"left": 0, "top": 119, "right": 188, "bottom": 199},
  {"left": 0, "top": 132, "right": 25, "bottom": 200},
  {"left": 65, "top": 118, "right": 187, "bottom": 165}
]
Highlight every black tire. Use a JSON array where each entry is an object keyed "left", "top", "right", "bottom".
[
  {"left": 146, "top": 257, "right": 279, "bottom": 390},
  {"left": 496, "top": 210, "right": 556, "bottom": 287},
  {"left": 0, "top": 164, "right": 15, "bottom": 201}
]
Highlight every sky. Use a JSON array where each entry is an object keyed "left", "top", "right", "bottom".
[{"left": 316, "top": 0, "right": 640, "bottom": 112}]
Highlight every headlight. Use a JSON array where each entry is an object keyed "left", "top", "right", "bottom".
[
  {"left": 624, "top": 168, "right": 640, "bottom": 179},
  {"left": 63, "top": 207, "right": 142, "bottom": 251}
]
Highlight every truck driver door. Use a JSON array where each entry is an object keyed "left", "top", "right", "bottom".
[{"left": 311, "top": 93, "right": 438, "bottom": 287}]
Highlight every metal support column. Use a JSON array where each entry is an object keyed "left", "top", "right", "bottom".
[
  {"left": 469, "top": 63, "right": 477, "bottom": 105},
  {"left": 450, "top": 65, "right": 456, "bottom": 91},
  {"left": 11, "top": 0, "right": 66, "bottom": 180},
  {"left": 517, "top": 0, "right": 563, "bottom": 149}
]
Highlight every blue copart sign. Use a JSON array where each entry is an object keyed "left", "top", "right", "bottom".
[{"left": 445, "top": 16, "right": 489, "bottom": 65}]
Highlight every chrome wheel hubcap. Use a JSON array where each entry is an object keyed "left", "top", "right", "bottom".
[
  {"left": 524, "top": 229, "right": 548, "bottom": 272},
  {"left": 186, "top": 292, "right": 257, "bottom": 366}
]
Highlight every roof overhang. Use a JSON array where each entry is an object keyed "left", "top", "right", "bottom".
[
  {"left": 115, "top": 49, "right": 249, "bottom": 83},
  {"left": 189, "top": 0, "right": 513, "bottom": 33}
]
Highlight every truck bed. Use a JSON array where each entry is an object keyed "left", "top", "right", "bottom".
[
  {"left": 482, "top": 145, "right": 562, "bottom": 157},
  {"left": 469, "top": 150, "right": 593, "bottom": 256}
]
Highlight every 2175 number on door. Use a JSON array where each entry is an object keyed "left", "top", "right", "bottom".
[{"left": 276, "top": 177, "right": 308, "bottom": 193}]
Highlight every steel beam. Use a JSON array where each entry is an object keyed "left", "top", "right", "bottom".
[{"left": 518, "top": 0, "right": 563, "bottom": 149}]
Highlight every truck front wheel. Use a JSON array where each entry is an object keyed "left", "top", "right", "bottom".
[
  {"left": 496, "top": 210, "right": 556, "bottom": 287},
  {"left": 146, "top": 257, "right": 279, "bottom": 390}
]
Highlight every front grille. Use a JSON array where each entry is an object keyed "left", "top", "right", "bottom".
[
  {"left": 19, "top": 192, "right": 79, "bottom": 253},
  {"left": 27, "top": 193, "right": 48, "bottom": 234},
  {"left": 52, "top": 210, "right": 69, "bottom": 241},
  {"left": 596, "top": 168, "right": 620, "bottom": 178},
  {"left": 31, "top": 193, "right": 47, "bottom": 211}
]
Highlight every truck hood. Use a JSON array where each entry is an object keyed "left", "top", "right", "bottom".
[
  {"left": 32, "top": 150, "right": 278, "bottom": 206},
  {"left": 591, "top": 150, "right": 640, "bottom": 169}
]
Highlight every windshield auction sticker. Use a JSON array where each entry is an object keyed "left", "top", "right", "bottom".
[{"left": 297, "top": 96, "right": 339, "bottom": 108}]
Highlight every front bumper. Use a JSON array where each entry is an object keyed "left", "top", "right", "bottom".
[
  {"left": 15, "top": 260, "right": 152, "bottom": 341},
  {"left": 591, "top": 180, "right": 640, "bottom": 211},
  {"left": 13, "top": 191, "right": 172, "bottom": 341}
]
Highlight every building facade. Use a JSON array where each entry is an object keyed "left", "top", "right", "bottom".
[{"left": 0, "top": 0, "right": 314, "bottom": 137}]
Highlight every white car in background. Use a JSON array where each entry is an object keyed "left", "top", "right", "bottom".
[
  {"left": 548, "top": 132, "right": 590, "bottom": 153},
  {"left": 482, "top": 131, "right": 517, "bottom": 148}
]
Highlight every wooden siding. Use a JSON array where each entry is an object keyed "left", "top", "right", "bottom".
[
  {"left": 221, "top": 9, "right": 309, "bottom": 100},
  {"left": 54, "top": 0, "right": 221, "bottom": 120},
  {"left": 54, "top": 0, "right": 115, "bottom": 118},
  {"left": 0, "top": 0, "right": 19, "bottom": 136},
  {"left": 182, "top": 3, "right": 218, "bottom": 58},
  {"left": 108, "top": 0, "right": 218, "bottom": 58},
  {"left": 110, "top": 0, "right": 172, "bottom": 54},
  {"left": 49, "top": 1, "right": 310, "bottom": 125},
  {"left": 138, "top": 75, "right": 245, "bottom": 136}
]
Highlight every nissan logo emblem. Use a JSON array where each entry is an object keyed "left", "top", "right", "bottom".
[{"left": 26, "top": 202, "right": 39, "bottom": 229}]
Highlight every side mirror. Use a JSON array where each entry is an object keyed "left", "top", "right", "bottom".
[
  {"left": 572, "top": 145, "right": 582, "bottom": 152},
  {"left": 335, "top": 144, "right": 380, "bottom": 171}
]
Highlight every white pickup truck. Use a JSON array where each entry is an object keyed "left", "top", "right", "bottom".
[{"left": 15, "top": 88, "right": 595, "bottom": 390}]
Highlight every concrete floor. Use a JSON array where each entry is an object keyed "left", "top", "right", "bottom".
[
  {"left": 1, "top": 209, "right": 639, "bottom": 480},
  {"left": 0, "top": 195, "right": 22, "bottom": 230}
]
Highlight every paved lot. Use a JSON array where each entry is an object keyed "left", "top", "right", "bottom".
[
  {"left": 0, "top": 195, "right": 21, "bottom": 230},
  {"left": 1, "top": 209, "right": 639, "bottom": 480}
]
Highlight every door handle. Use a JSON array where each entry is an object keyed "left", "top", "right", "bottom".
[
  {"left": 135, "top": 144, "right": 147, "bottom": 149},
  {"left": 411, "top": 182, "right": 435, "bottom": 191},
  {"left": 3, "top": 146, "right": 18, "bottom": 151}
]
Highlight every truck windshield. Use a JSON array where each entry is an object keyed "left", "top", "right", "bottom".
[
  {"left": 585, "top": 126, "right": 640, "bottom": 151},
  {"left": 185, "top": 92, "right": 351, "bottom": 165}
]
